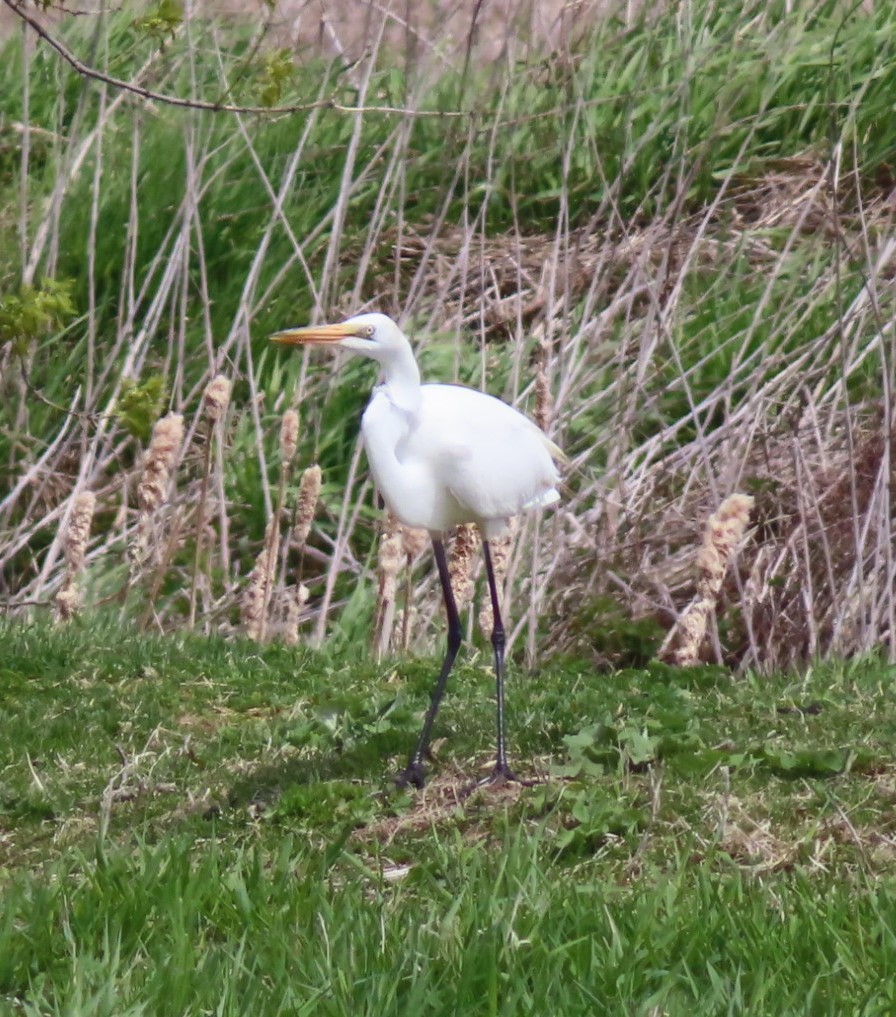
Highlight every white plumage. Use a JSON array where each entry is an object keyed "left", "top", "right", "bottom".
[
  {"left": 363, "top": 380, "right": 560, "bottom": 537},
  {"left": 272, "top": 312, "right": 562, "bottom": 787}
]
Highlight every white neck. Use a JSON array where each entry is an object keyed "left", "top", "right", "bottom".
[{"left": 379, "top": 340, "right": 422, "bottom": 414}]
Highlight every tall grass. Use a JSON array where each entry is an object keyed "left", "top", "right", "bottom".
[{"left": 1, "top": 0, "right": 894, "bottom": 667}]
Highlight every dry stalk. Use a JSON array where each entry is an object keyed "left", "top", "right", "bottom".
[
  {"left": 140, "top": 507, "right": 185, "bottom": 631},
  {"left": 54, "top": 491, "right": 96, "bottom": 621},
  {"left": 374, "top": 513, "right": 403, "bottom": 660},
  {"left": 130, "top": 412, "right": 184, "bottom": 581},
  {"left": 658, "top": 493, "right": 755, "bottom": 666},
  {"left": 189, "top": 375, "right": 231, "bottom": 629}
]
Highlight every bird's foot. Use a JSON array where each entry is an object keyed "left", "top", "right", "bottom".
[
  {"left": 393, "top": 761, "right": 427, "bottom": 790},
  {"left": 459, "top": 762, "right": 535, "bottom": 799},
  {"left": 482, "top": 762, "right": 536, "bottom": 787}
]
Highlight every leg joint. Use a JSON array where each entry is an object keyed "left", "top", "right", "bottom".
[{"left": 490, "top": 624, "right": 505, "bottom": 652}]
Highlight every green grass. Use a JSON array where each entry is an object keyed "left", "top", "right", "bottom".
[{"left": 3, "top": 620, "right": 896, "bottom": 1014}]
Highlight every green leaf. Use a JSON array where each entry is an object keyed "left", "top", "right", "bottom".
[{"left": 114, "top": 376, "right": 168, "bottom": 442}]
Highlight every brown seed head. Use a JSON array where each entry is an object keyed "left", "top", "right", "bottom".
[
  {"left": 449, "top": 523, "right": 478, "bottom": 611},
  {"left": 138, "top": 413, "right": 184, "bottom": 514},
  {"left": 293, "top": 464, "right": 322, "bottom": 548},
  {"left": 535, "top": 360, "right": 553, "bottom": 433},
  {"left": 280, "top": 409, "right": 300, "bottom": 466},
  {"left": 658, "top": 493, "right": 755, "bottom": 667},
  {"left": 204, "top": 375, "right": 232, "bottom": 423},
  {"left": 64, "top": 491, "right": 96, "bottom": 573}
]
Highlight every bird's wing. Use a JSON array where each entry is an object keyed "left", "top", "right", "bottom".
[{"left": 408, "top": 385, "right": 561, "bottom": 521}]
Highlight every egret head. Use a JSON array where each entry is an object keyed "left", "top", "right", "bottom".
[{"left": 271, "top": 312, "right": 408, "bottom": 362}]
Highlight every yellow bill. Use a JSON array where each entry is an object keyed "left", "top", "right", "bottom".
[{"left": 271, "top": 322, "right": 360, "bottom": 346}]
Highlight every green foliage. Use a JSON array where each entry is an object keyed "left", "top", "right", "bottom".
[
  {"left": 133, "top": 0, "right": 183, "bottom": 44},
  {"left": 255, "top": 49, "right": 296, "bottom": 107},
  {"left": 0, "top": 278, "right": 76, "bottom": 356},
  {"left": 561, "top": 596, "right": 666, "bottom": 668},
  {"left": 114, "top": 375, "right": 168, "bottom": 442}
]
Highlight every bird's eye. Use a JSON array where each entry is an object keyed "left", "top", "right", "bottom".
[{"left": 363, "top": 325, "right": 375, "bottom": 338}]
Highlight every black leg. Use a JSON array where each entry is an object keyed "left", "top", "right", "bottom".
[
  {"left": 482, "top": 540, "right": 517, "bottom": 784},
  {"left": 395, "top": 538, "right": 462, "bottom": 789}
]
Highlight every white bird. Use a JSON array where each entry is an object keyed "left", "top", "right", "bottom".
[{"left": 273, "top": 312, "right": 562, "bottom": 788}]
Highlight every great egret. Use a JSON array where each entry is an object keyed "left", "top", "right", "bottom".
[{"left": 272, "top": 312, "right": 562, "bottom": 788}]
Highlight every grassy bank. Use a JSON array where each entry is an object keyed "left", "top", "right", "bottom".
[{"left": 2, "top": 621, "right": 896, "bottom": 1013}]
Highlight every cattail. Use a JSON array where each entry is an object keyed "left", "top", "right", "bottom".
[
  {"left": 283, "top": 583, "right": 309, "bottom": 647},
  {"left": 204, "top": 374, "right": 231, "bottom": 423},
  {"left": 137, "top": 413, "right": 184, "bottom": 515},
  {"left": 374, "top": 513, "right": 403, "bottom": 659},
  {"left": 243, "top": 516, "right": 280, "bottom": 642},
  {"left": 55, "top": 491, "right": 96, "bottom": 621},
  {"left": 448, "top": 523, "right": 478, "bottom": 612},
  {"left": 131, "top": 412, "right": 184, "bottom": 576},
  {"left": 534, "top": 354, "right": 553, "bottom": 433},
  {"left": 659, "top": 493, "right": 754, "bottom": 666},
  {"left": 479, "top": 520, "right": 516, "bottom": 635},
  {"left": 293, "top": 464, "right": 322, "bottom": 549},
  {"left": 280, "top": 409, "right": 299, "bottom": 466}
]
